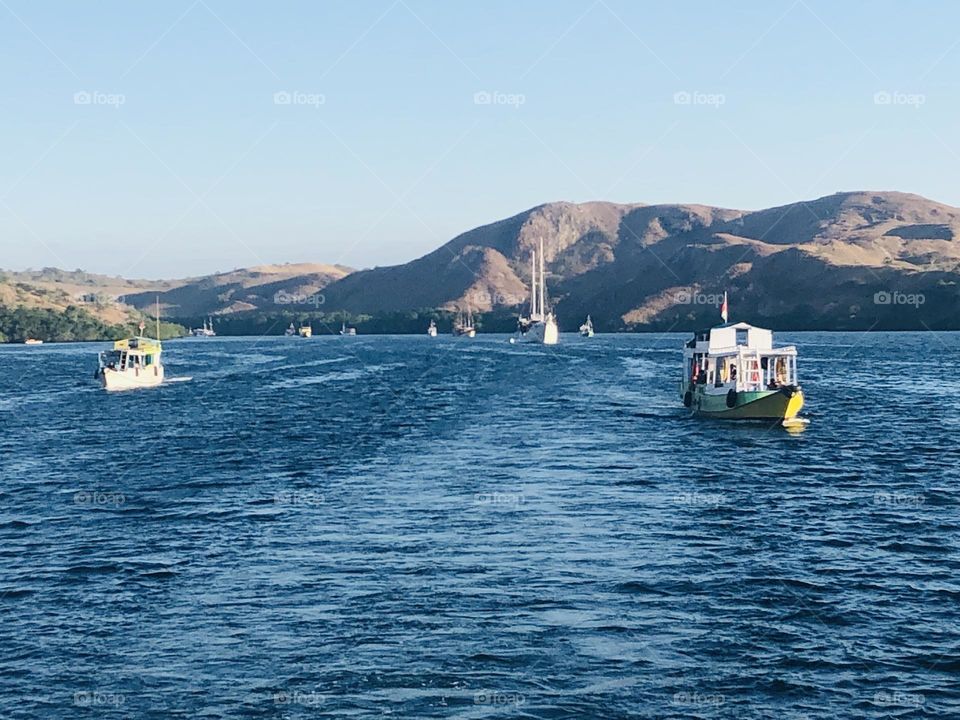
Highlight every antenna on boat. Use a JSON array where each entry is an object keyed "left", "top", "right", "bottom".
[{"left": 155, "top": 296, "right": 161, "bottom": 340}]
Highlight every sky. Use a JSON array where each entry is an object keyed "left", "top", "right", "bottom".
[{"left": 1, "top": 0, "right": 959, "bottom": 278}]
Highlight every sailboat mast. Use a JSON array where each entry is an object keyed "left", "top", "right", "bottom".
[
  {"left": 530, "top": 248, "right": 537, "bottom": 318},
  {"left": 538, "top": 238, "right": 546, "bottom": 318}
]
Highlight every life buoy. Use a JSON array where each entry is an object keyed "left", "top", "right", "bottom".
[{"left": 726, "top": 388, "right": 738, "bottom": 408}]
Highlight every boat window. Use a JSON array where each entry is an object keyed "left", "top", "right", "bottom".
[
  {"left": 736, "top": 329, "right": 747, "bottom": 345},
  {"left": 145, "top": 355, "right": 152, "bottom": 366}
]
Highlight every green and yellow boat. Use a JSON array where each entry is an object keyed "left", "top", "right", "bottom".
[{"left": 680, "top": 321, "right": 805, "bottom": 424}]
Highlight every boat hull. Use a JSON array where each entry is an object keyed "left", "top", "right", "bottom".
[
  {"left": 516, "top": 318, "right": 558, "bottom": 345},
  {"left": 684, "top": 385, "right": 804, "bottom": 420},
  {"left": 101, "top": 365, "right": 165, "bottom": 391}
]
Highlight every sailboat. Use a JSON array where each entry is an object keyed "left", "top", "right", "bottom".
[
  {"left": 95, "top": 299, "right": 165, "bottom": 390},
  {"left": 285, "top": 323, "right": 296, "bottom": 336},
  {"left": 427, "top": 319, "right": 438, "bottom": 337},
  {"left": 515, "top": 238, "right": 559, "bottom": 345},
  {"left": 192, "top": 317, "right": 216, "bottom": 337},
  {"left": 339, "top": 322, "right": 357, "bottom": 336},
  {"left": 452, "top": 308, "right": 476, "bottom": 337},
  {"left": 579, "top": 315, "right": 594, "bottom": 337}
]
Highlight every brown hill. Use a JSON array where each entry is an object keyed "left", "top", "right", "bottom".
[
  {"left": 122, "top": 262, "right": 353, "bottom": 316},
  {"left": 6, "top": 191, "right": 960, "bottom": 331},
  {"left": 317, "top": 191, "right": 960, "bottom": 330}
]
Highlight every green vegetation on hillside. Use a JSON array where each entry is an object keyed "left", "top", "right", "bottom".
[{"left": 0, "top": 305, "right": 187, "bottom": 343}]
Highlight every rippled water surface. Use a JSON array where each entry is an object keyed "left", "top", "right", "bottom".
[{"left": 2, "top": 332, "right": 959, "bottom": 718}]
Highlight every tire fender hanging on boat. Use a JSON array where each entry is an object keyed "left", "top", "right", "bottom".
[{"left": 726, "top": 388, "right": 738, "bottom": 408}]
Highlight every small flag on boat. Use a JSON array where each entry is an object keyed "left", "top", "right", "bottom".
[
  {"left": 720, "top": 292, "right": 728, "bottom": 323},
  {"left": 138, "top": 321, "right": 146, "bottom": 331}
]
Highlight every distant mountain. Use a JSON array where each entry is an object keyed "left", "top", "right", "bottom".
[
  {"left": 121, "top": 263, "right": 353, "bottom": 317},
  {"left": 318, "top": 191, "right": 960, "bottom": 330},
  {"left": 5, "top": 191, "right": 960, "bottom": 333}
]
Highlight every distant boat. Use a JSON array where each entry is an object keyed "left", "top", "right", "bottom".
[
  {"left": 339, "top": 322, "right": 357, "bottom": 336},
  {"left": 192, "top": 317, "right": 216, "bottom": 337},
  {"left": 515, "top": 238, "right": 559, "bottom": 345},
  {"left": 579, "top": 315, "right": 594, "bottom": 337},
  {"left": 95, "top": 302, "right": 164, "bottom": 391},
  {"left": 23, "top": 338, "right": 43, "bottom": 345},
  {"left": 452, "top": 308, "right": 476, "bottom": 338},
  {"left": 427, "top": 319, "right": 438, "bottom": 337},
  {"left": 285, "top": 323, "right": 296, "bottom": 336},
  {"left": 298, "top": 324, "right": 312, "bottom": 338}
]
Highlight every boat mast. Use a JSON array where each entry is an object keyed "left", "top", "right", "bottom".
[
  {"left": 155, "top": 296, "right": 160, "bottom": 340},
  {"left": 538, "top": 237, "right": 546, "bottom": 318},
  {"left": 530, "top": 247, "right": 538, "bottom": 319}
]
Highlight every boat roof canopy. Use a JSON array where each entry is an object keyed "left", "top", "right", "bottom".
[
  {"left": 113, "top": 337, "right": 161, "bottom": 353},
  {"left": 707, "top": 322, "right": 772, "bottom": 353}
]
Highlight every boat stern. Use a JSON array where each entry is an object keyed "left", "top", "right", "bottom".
[{"left": 691, "top": 384, "right": 804, "bottom": 421}]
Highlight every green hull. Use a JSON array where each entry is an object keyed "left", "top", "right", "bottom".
[{"left": 681, "top": 385, "right": 804, "bottom": 420}]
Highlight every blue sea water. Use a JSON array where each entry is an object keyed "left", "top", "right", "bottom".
[{"left": 1, "top": 331, "right": 959, "bottom": 719}]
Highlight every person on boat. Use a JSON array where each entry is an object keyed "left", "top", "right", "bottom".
[{"left": 776, "top": 358, "right": 787, "bottom": 385}]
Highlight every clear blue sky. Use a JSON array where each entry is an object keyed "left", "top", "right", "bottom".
[{"left": 1, "top": 0, "right": 958, "bottom": 278}]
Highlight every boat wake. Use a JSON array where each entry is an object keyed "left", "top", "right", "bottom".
[{"left": 164, "top": 376, "right": 193, "bottom": 383}]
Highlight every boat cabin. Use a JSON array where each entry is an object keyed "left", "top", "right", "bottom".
[
  {"left": 683, "top": 322, "right": 797, "bottom": 392},
  {"left": 100, "top": 337, "right": 161, "bottom": 373}
]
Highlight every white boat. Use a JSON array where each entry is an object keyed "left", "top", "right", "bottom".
[
  {"left": 192, "top": 317, "right": 216, "bottom": 337},
  {"left": 515, "top": 238, "right": 558, "bottom": 345},
  {"left": 24, "top": 338, "right": 43, "bottom": 345},
  {"left": 427, "top": 319, "right": 438, "bottom": 337},
  {"left": 299, "top": 324, "right": 313, "bottom": 338},
  {"left": 95, "top": 311, "right": 164, "bottom": 391},
  {"left": 579, "top": 315, "right": 594, "bottom": 337},
  {"left": 339, "top": 322, "right": 357, "bottom": 336},
  {"left": 285, "top": 323, "right": 296, "bottom": 336},
  {"left": 452, "top": 308, "right": 476, "bottom": 338}
]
